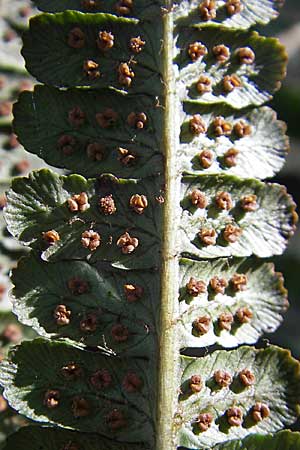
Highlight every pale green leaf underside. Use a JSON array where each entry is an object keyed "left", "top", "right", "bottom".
[
  {"left": 13, "top": 85, "right": 164, "bottom": 178},
  {"left": 0, "top": 339, "right": 154, "bottom": 443},
  {"left": 4, "top": 169, "right": 163, "bottom": 269},
  {"left": 11, "top": 252, "right": 160, "bottom": 357},
  {"left": 22, "top": 12, "right": 163, "bottom": 95},
  {"left": 175, "top": 28, "right": 287, "bottom": 108},
  {"left": 32, "top": 0, "right": 163, "bottom": 20},
  {"left": 178, "top": 257, "right": 287, "bottom": 349},
  {"left": 178, "top": 345, "right": 300, "bottom": 448},
  {"left": 173, "top": 0, "right": 284, "bottom": 29},
  {"left": 2, "top": 426, "right": 149, "bottom": 450},
  {"left": 0, "top": 0, "right": 38, "bottom": 30},
  {"left": 180, "top": 175, "right": 297, "bottom": 258},
  {"left": 180, "top": 105, "right": 288, "bottom": 179},
  {"left": 213, "top": 430, "right": 300, "bottom": 450},
  {"left": 0, "top": 19, "right": 25, "bottom": 72}
]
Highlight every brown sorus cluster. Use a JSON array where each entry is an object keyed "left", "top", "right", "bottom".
[
  {"left": 193, "top": 315, "right": 211, "bottom": 335},
  {"left": 129, "top": 194, "right": 148, "bottom": 214},
  {"left": 106, "top": 409, "right": 127, "bottom": 430},
  {"left": 197, "top": 412, "right": 213, "bottom": 432},
  {"left": 224, "top": 147, "right": 239, "bottom": 167},
  {"left": 190, "top": 189, "right": 207, "bottom": 209},
  {"left": 67, "top": 192, "right": 90, "bottom": 212},
  {"left": 196, "top": 75, "right": 212, "bottom": 94},
  {"left": 199, "top": 228, "right": 217, "bottom": 246},
  {"left": 111, "top": 323, "right": 129, "bottom": 342},
  {"left": 127, "top": 111, "right": 147, "bottom": 129},
  {"left": 215, "top": 191, "right": 233, "bottom": 210},
  {"left": 0, "top": 395, "right": 7, "bottom": 413},
  {"left": 237, "top": 47, "right": 255, "bottom": 65},
  {"left": 116, "top": 232, "right": 139, "bottom": 254},
  {"left": 99, "top": 194, "right": 117, "bottom": 215},
  {"left": 118, "top": 147, "right": 136, "bottom": 166},
  {"left": 81, "top": 230, "right": 101, "bottom": 251},
  {"left": 0, "top": 283, "right": 6, "bottom": 299},
  {"left": 189, "top": 374, "right": 203, "bottom": 393},
  {"left": 118, "top": 62, "right": 134, "bottom": 87},
  {"left": 188, "top": 42, "right": 207, "bottom": 61},
  {"left": 68, "top": 277, "right": 89, "bottom": 295},
  {"left": 199, "top": 149, "right": 214, "bottom": 168},
  {"left": 13, "top": 159, "right": 30, "bottom": 175},
  {"left": 227, "top": 406, "right": 243, "bottom": 426},
  {"left": 86, "top": 142, "right": 105, "bottom": 161},
  {"left": 0, "top": 101, "right": 12, "bottom": 116},
  {"left": 54, "top": 304, "right": 71, "bottom": 326},
  {"left": 129, "top": 36, "right": 145, "bottom": 53},
  {"left": 230, "top": 273, "right": 248, "bottom": 291},
  {"left": 124, "top": 283, "right": 144, "bottom": 302},
  {"left": 186, "top": 277, "right": 206, "bottom": 296},
  {"left": 90, "top": 368, "right": 112, "bottom": 389},
  {"left": 68, "top": 106, "right": 85, "bottom": 127},
  {"left": 223, "top": 74, "right": 242, "bottom": 93},
  {"left": 81, "top": 0, "right": 99, "bottom": 9},
  {"left": 213, "top": 116, "right": 232, "bottom": 136},
  {"left": 68, "top": 28, "right": 85, "bottom": 48},
  {"left": 213, "top": 45, "right": 230, "bottom": 63},
  {"left": 96, "top": 108, "right": 118, "bottom": 128},
  {"left": 189, "top": 114, "right": 207, "bottom": 135},
  {"left": 240, "top": 194, "right": 257, "bottom": 212},
  {"left": 214, "top": 369, "right": 232, "bottom": 387},
  {"left": 62, "top": 441, "right": 80, "bottom": 450},
  {"left": 234, "top": 120, "right": 252, "bottom": 137},
  {"left": 199, "top": 0, "right": 216, "bottom": 20},
  {"left": 123, "top": 372, "right": 143, "bottom": 392},
  {"left": 218, "top": 312, "right": 234, "bottom": 331},
  {"left": 83, "top": 60, "right": 100, "bottom": 79},
  {"left": 7, "top": 133, "right": 19, "bottom": 149},
  {"left": 226, "top": 0, "right": 243, "bottom": 16},
  {"left": 58, "top": 135, "right": 76, "bottom": 156},
  {"left": 97, "top": 31, "right": 114, "bottom": 51},
  {"left": 61, "top": 363, "right": 82, "bottom": 380},
  {"left": 80, "top": 313, "right": 98, "bottom": 333},
  {"left": 223, "top": 223, "right": 242, "bottom": 243},
  {"left": 236, "top": 306, "right": 253, "bottom": 323},
  {"left": 239, "top": 368, "right": 255, "bottom": 386},
  {"left": 1, "top": 324, "right": 22, "bottom": 343},
  {"left": 43, "top": 230, "right": 60, "bottom": 245},
  {"left": 44, "top": 389, "right": 60, "bottom": 409},
  {"left": 210, "top": 276, "right": 228, "bottom": 294},
  {"left": 72, "top": 397, "right": 90, "bottom": 417},
  {"left": 252, "top": 402, "right": 270, "bottom": 422},
  {"left": 115, "top": 0, "right": 133, "bottom": 15}
]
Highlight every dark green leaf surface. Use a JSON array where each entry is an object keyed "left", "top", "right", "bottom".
[
  {"left": 178, "top": 346, "right": 300, "bottom": 448},
  {"left": 212, "top": 430, "right": 300, "bottom": 450},
  {"left": 11, "top": 252, "right": 160, "bottom": 357},
  {"left": 32, "top": 0, "right": 163, "bottom": 20},
  {"left": 180, "top": 175, "right": 297, "bottom": 259},
  {"left": 180, "top": 105, "right": 288, "bottom": 179},
  {"left": 2, "top": 426, "right": 148, "bottom": 450},
  {"left": 0, "top": 339, "right": 155, "bottom": 442},
  {"left": 177, "top": 257, "right": 287, "bottom": 349},
  {"left": 4, "top": 169, "right": 163, "bottom": 269},
  {"left": 175, "top": 28, "right": 287, "bottom": 108},
  {"left": 173, "top": 0, "right": 284, "bottom": 29},
  {"left": 22, "top": 12, "right": 163, "bottom": 94},
  {"left": 13, "top": 85, "right": 164, "bottom": 178}
]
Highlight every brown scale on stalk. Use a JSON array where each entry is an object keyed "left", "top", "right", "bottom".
[
  {"left": 117, "top": 232, "right": 139, "bottom": 254},
  {"left": 83, "top": 60, "right": 100, "bottom": 80},
  {"left": 218, "top": 312, "right": 234, "bottom": 331},
  {"left": 193, "top": 315, "right": 211, "bottom": 335},
  {"left": 210, "top": 276, "right": 228, "bottom": 294},
  {"left": 189, "top": 375, "right": 203, "bottom": 393},
  {"left": 96, "top": 108, "right": 118, "bottom": 128},
  {"left": 199, "top": 0, "right": 216, "bottom": 21},
  {"left": 196, "top": 75, "right": 212, "bottom": 94},
  {"left": 129, "top": 194, "right": 148, "bottom": 214},
  {"left": 130, "top": 36, "right": 145, "bottom": 53},
  {"left": 43, "top": 230, "right": 60, "bottom": 245},
  {"left": 186, "top": 277, "right": 207, "bottom": 296},
  {"left": 199, "top": 149, "right": 214, "bottom": 168},
  {"left": 127, "top": 112, "right": 147, "bottom": 129},
  {"left": 124, "top": 284, "right": 144, "bottom": 302},
  {"left": 118, "top": 62, "right": 134, "bottom": 87},
  {"left": 90, "top": 369, "right": 112, "bottom": 389},
  {"left": 81, "top": 230, "right": 101, "bottom": 251},
  {"left": 58, "top": 135, "right": 76, "bottom": 156},
  {"left": 213, "top": 116, "right": 232, "bottom": 136},
  {"left": 215, "top": 191, "right": 233, "bottom": 210},
  {"left": 190, "top": 189, "right": 207, "bottom": 209},
  {"left": 67, "top": 192, "right": 90, "bottom": 212},
  {"left": 68, "top": 28, "right": 85, "bottom": 49},
  {"left": 188, "top": 42, "right": 207, "bottom": 61},
  {"left": 197, "top": 412, "right": 213, "bottom": 432},
  {"left": 189, "top": 114, "right": 207, "bottom": 135},
  {"left": 123, "top": 372, "right": 143, "bottom": 392},
  {"left": 214, "top": 370, "right": 232, "bottom": 387},
  {"left": 199, "top": 228, "right": 217, "bottom": 246},
  {"left": 99, "top": 195, "right": 116, "bottom": 215},
  {"left": 68, "top": 106, "right": 85, "bottom": 127},
  {"left": 223, "top": 223, "right": 242, "bottom": 243},
  {"left": 223, "top": 74, "right": 242, "bottom": 93},
  {"left": 213, "top": 45, "right": 230, "bottom": 63},
  {"left": 234, "top": 120, "right": 252, "bottom": 138},
  {"left": 54, "top": 305, "right": 71, "bottom": 326},
  {"left": 97, "top": 31, "right": 114, "bottom": 51},
  {"left": 86, "top": 143, "right": 105, "bottom": 161}
]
